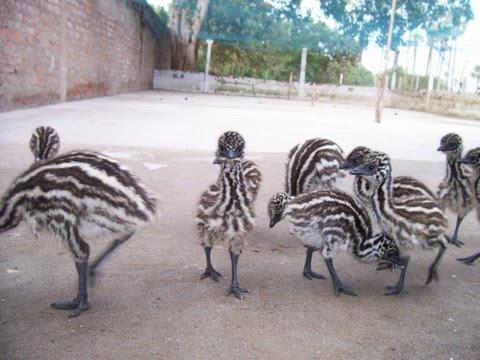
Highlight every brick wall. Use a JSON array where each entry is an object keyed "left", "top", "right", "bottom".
[{"left": 0, "top": 0, "right": 170, "bottom": 112}]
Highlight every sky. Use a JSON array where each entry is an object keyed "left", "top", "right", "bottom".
[{"left": 147, "top": 0, "right": 480, "bottom": 92}]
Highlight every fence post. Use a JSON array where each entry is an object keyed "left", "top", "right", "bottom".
[
  {"left": 339, "top": 73, "right": 343, "bottom": 85},
  {"left": 311, "top": 82, "right": 317, "bottom": 106},
  {"left": 288, "top": 72, "right": 293, "bottom": 100},
  {"left": 299, "top": 47, "right": 307, "bottom": 98},
  {"left": 203, "top": 39, "right": 214, "bottom": 93},
  {"left": 426, "top": 74, "right": 434, "bottom": 109}
]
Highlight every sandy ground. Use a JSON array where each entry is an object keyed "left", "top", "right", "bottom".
[{"left": 0, "top": 91, "right": 480, "bottom": 359}]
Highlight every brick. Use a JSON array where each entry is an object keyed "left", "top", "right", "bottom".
[{"left": 1, "top": 0, "right": 168, "bottom": 112}]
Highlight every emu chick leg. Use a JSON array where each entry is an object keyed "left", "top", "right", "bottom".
[
  {"left": 451, "top": 216, "right": 465, "bottom": 247},
  {"left": 51, "top": 260, "right": 90, "bottom": 318},
  {"left": 201, "top": 246, "right": 222, "bottom": 281},
  {"left": 384, "top": 256, "right": 409, "bottom": 296},
  {"left": 426, "top": 245, "right": 446, "bottom": 285},
  {"left": 88, "top": 231, "right": 134, "bottom": 283},
  {"left": 226, "top": 250, "right": 249, "bottom": 299},
  {"left": 324, "top": 257, "right": 358, "bottom": 297},
  {"left": 457, "top": 251, "right": 480, "bottom": 265},
  {"left": 303, "top": 246, "right": 325, "bottom": 280}
]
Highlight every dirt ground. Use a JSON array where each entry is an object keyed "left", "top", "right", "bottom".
[{"left": 0, "top": 92, "right": 479, "bottom": 359}]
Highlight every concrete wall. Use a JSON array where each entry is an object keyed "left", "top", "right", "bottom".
[
  {"left": 0, "top": 0, "right": 169, "bottom": 112},
  {"left": 390, "top": 90, "right": 480, "bottom": 120},
  {"left": 154, "top": 69, "right": 382, "bottom": 104},
  {"left": 153, "top": 70, "right": 480, "bottom": 120}
]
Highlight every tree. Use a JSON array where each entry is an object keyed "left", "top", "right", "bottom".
[
  {"left": 168, "top": 0, "right": 364, "bottom": 73},
  {"left": 151, "top": 4, "right": 169, "bottom": 24},
  {"left": 317, "top": 0, "right": 472, "bottom": 51},
  {"left": 410, "top": 31, "right": 423, "bottom": 87},
  {"left": 169, "top": 0, "right": 210, "bottom": 71}
]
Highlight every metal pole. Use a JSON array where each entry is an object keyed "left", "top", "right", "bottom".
[
  {"left": 299, "top": 47, "right": 307, "bottom": 98},
  {"left": 203, "top": 39, "right": 213, "bottom": 93},
  {"left": 375, "top": 0, "right": 397, "bottom": 123}
]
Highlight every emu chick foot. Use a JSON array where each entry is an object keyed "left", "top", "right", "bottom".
[
  {"left": 226, "top": 286, "right": 249, "bottom": 300},
  {"left": 303, "top": 268, "right": 326, "bottom": 280},
  {"left": 51, "top": 299, "right": 90, "bottom": 317},
  {"left": 200, "top": 268, "right": 222, "bottom": 282}
]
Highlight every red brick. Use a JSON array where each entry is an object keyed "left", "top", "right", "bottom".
[{"left": 1, "top": 0, "right": 168, "bottom": 112}]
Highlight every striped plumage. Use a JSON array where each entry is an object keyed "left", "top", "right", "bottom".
[
  {"left": 351, "top": 151, "right": 451, "bottom": 295},
  {"left": 284, "top": 138, "right": 345, "bottom": 279},
  {"left": 285, "top": 138, "right": 344, "bottom": 196},
  {"left": 457, "top": 147, "right": 480, "bottom": 264},
  {"left": 196, "top": 159, "right": 255, "bottom": 254},
  {"left": 197, "top": 131, "right": 260, "bottom": 299},
  {"left": 437, "top": 133, "right": 476, "bottom": 246},
  {"left": 242, "top": 159, "right": 262, "bottom": 204},
  {"left": 30, "top": 126, "right": 60, "bottom": 162},
  {"left": 0, "top": 150, "right": 156, "bottom": 317},
  {"left": 341, "top": 146, "right": 436, "bottom": 212},
  {"left": 268, "top": 189, "right": 400, "bottom": 296}
]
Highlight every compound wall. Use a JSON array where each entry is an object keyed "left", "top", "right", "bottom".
[{"left": 0, "top": 0, "right": 170, "bottom": 112}]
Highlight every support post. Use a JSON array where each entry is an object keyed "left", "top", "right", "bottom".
[
  {"left": 311, "top": 82, "right": 317, "bottom": 107},
  {"left": 287, "top": 72, "right": 293, "bottom": 100},
  {"left": 203, "top": 39, "right": 213, "bottom": 93},
  {"left": 299, "top": 47, "right": 307, "bottom": 98},
  {"left": 426, "top": 73, "right": 434, "bottom": 109},
  {"left": 339, "top": 73, "right": 343, "bottom": 86},
  {"left": 375, "top": 0, "right": 397, "bottom": 123}
]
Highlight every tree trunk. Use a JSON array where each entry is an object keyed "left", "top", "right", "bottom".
[
  {"left": 425, "top": 40, "right": 433, "bottom": 76},
  {"left": 446, "top": 39, "right": 452, "bottom": 91},
  {"left": 411, "top": 42, "right": 417, "bottom": 88},
  {"left": 405, "top": 31, "right": 411, "bottom": 87},
  {"left": 436, "top": 44, "right": 446, "bottom": 91},
  {"left": 450, "top": 38, "right": 457, "bottom": 91},
  {"left": 169, "top": 0, "right": 210, "bottom": 72},
  {"left": 391, "top": 50, "right": 399, "bottom": 90}
]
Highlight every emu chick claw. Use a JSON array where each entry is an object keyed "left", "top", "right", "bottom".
[
  {"left": 200, "top": 268, "right": 222, "bottom": 282},
  {"left": 226, "top": 286, "right": 249, "bottom": 299},
  {"left": 384, "top": 285, "right": 404, "bottom": 296},
  {"left": 450, "top": 238, "right": 464, "bottom": 248},
  {"left": 334, "top": 284, "right": 358, "bottom": 297}
]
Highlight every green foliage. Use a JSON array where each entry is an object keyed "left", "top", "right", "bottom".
[
  {"left": 344, "top": 64, "right": 375, "bottom": 86},
  {"left": 170, "top": 0, "right": 198, "bottom": 25},
  {"left": 151, "top": 5, "right": 169, "bottom": 24},
  {"left": 385, "top": 67, "right": 444, "bottom": 90},
  {"left": 197, "top": 42, "right": 374, "bottom": 87},
  {"left": 317, "top": 0, "right": 474, "bottom": 50},
  {"left": 472, "top": 65, "right": 480, "bottom": 78}
]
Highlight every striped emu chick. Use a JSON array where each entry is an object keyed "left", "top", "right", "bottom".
[
  {"left": 285, "top": 138, "right": 344, "bottom": 196},
  {"left": 196, "top": 131, "right": 261, "bottom": 299},
  {"left": 30, "top": 126, "right": 60, "bottom": 162},
  {"left": 351, "top": 151, "right": 452, "bottom": 296},
  {"left": 340, "top": 146, "right": 436, "bottom": 211},
  {"left": 0, "top": 151, "right": 156, "bottom": 317},
  {"left": 437, "top": 133, "right": 476, "bottom": 246},
  {"left": 284, "top": 138, "right": 345, "bottom": 280},
  {"left": 268, "top": 190, "right": 400, "bottom": 296},
  {"left": 457, "top": 147, "right": 480, "bottom": 264}
]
